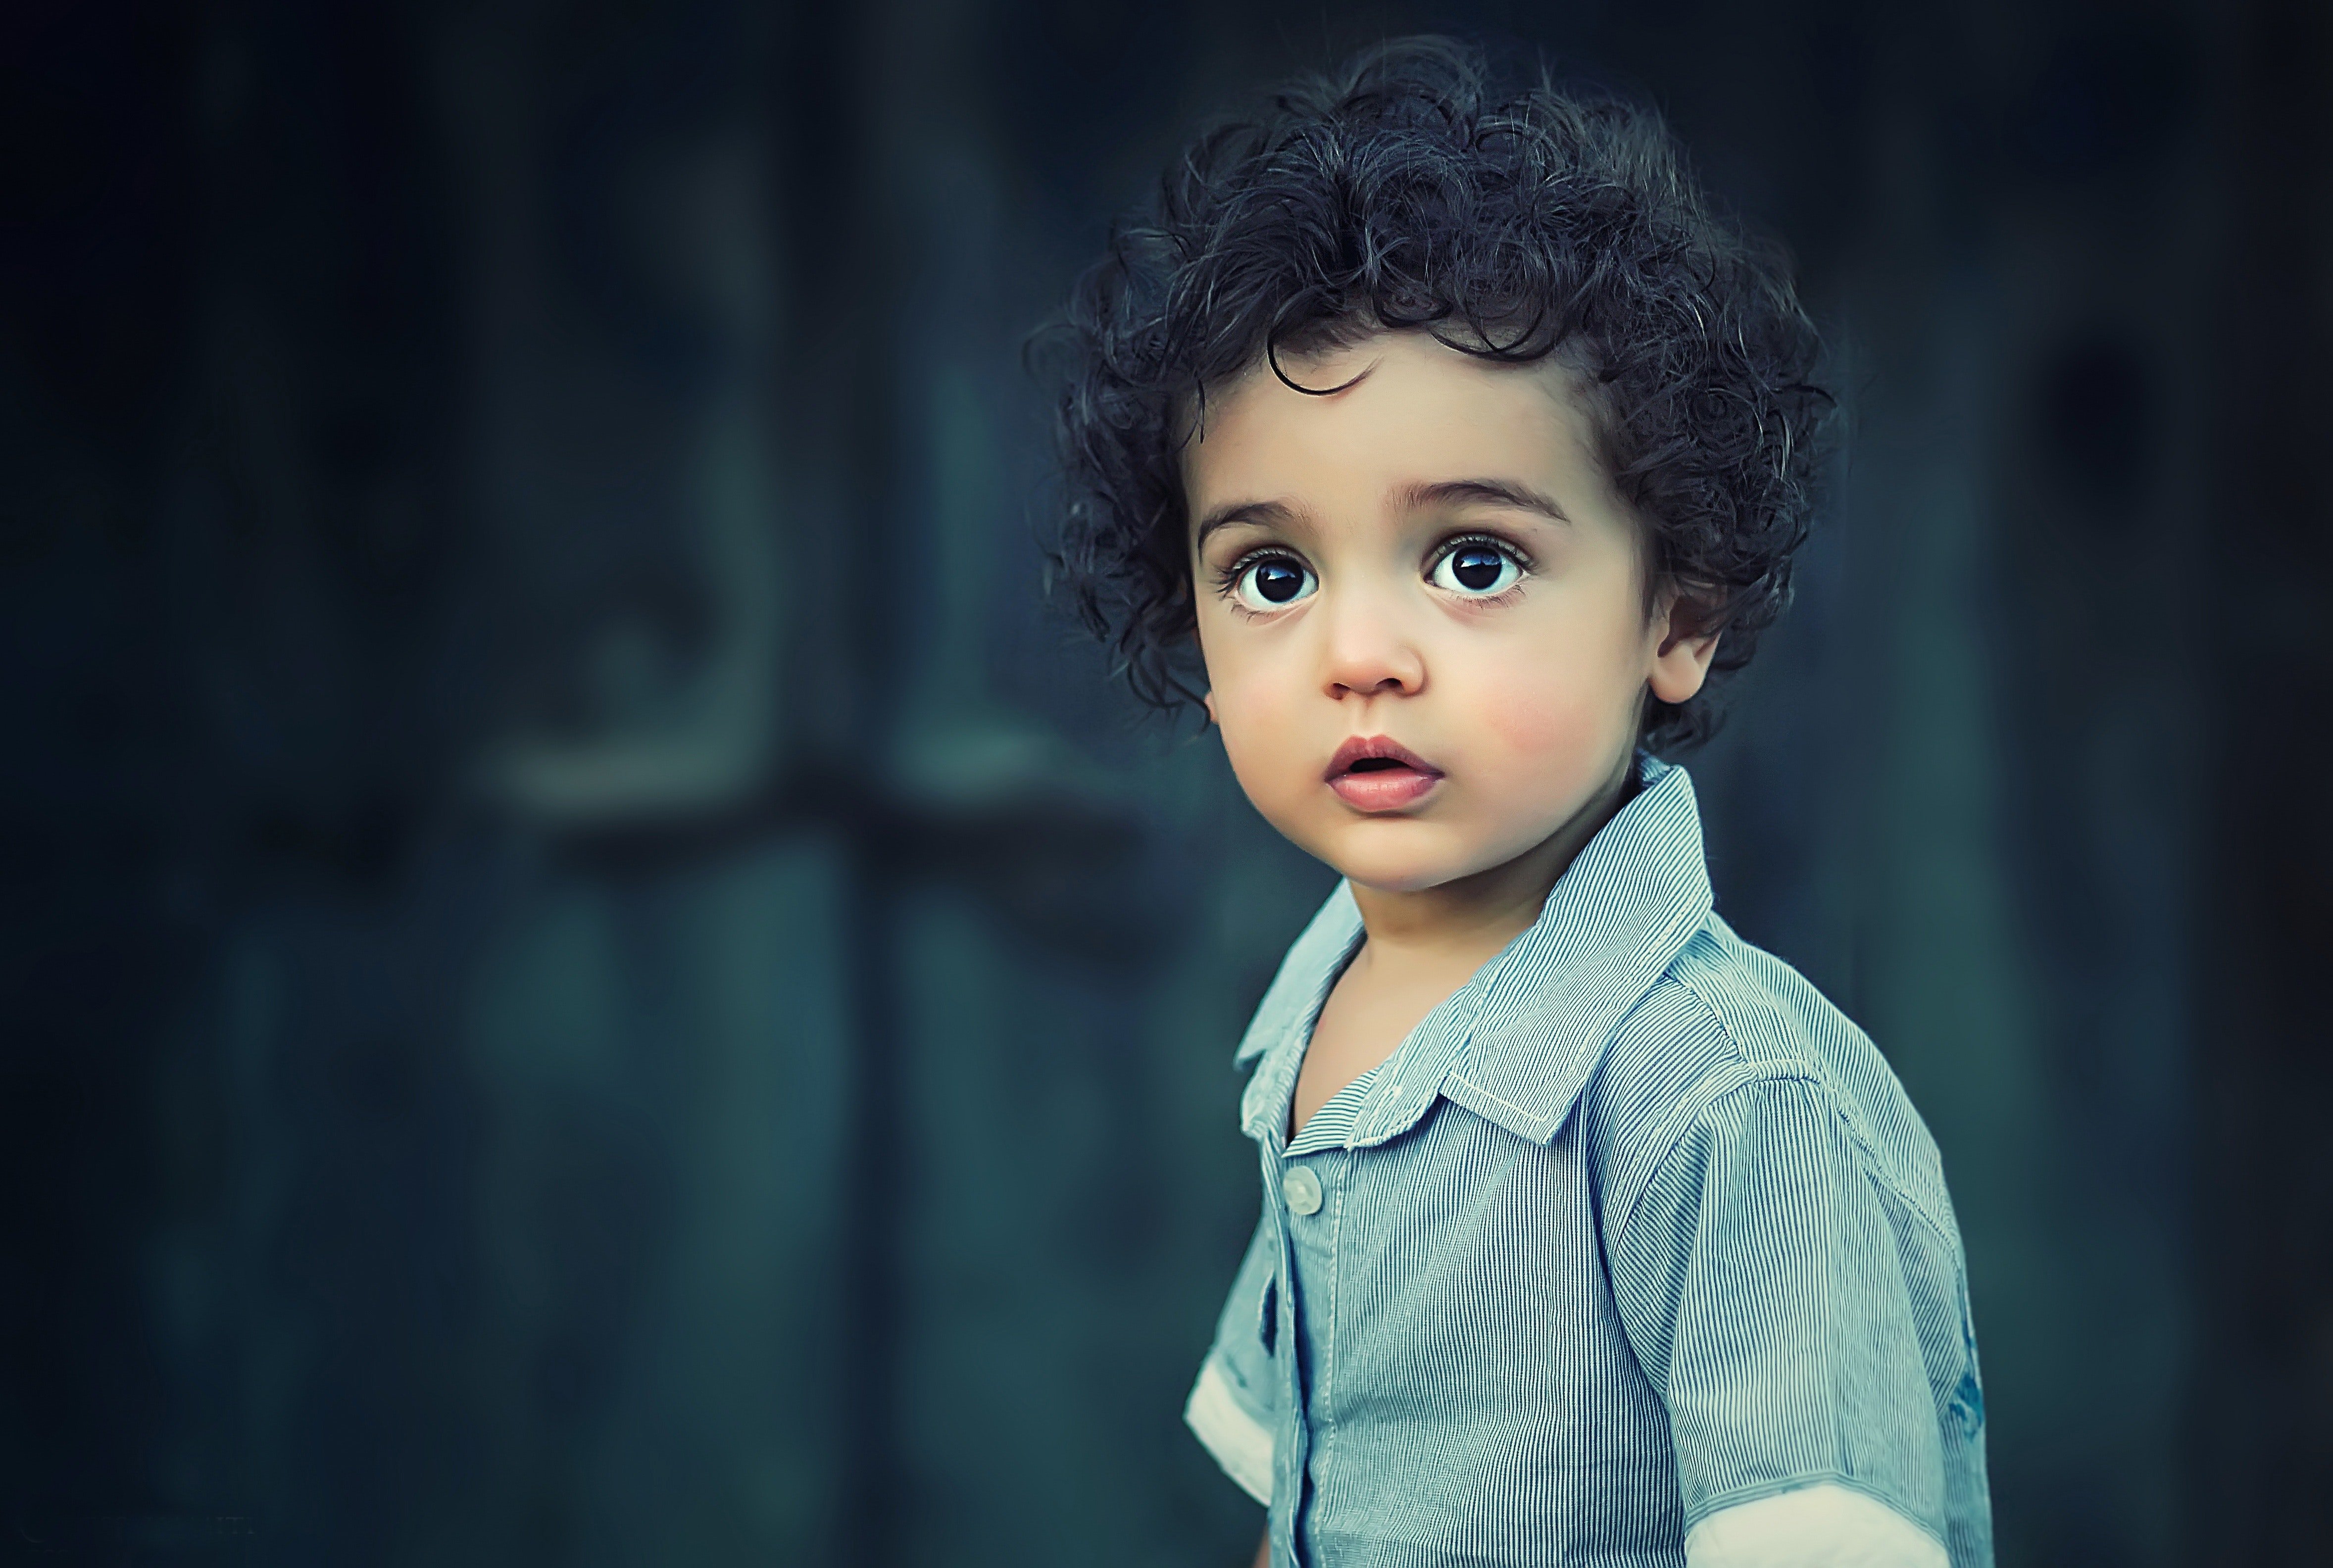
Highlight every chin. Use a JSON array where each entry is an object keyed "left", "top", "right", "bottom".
[{"left": 1312, "top": 827, "right": 1486, "bottom": 894}]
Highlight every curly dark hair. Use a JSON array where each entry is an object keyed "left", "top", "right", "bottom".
[{"left": 1038, "top": 36, "right": 1831, "bottom": 752}]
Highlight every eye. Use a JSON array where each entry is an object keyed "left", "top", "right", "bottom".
[
  {"left": 1429, "top": 539, "right": 1525, "bottom": 596},
  {"left": 1231, "top": 553, "right": 1317, "bottom": 611}
]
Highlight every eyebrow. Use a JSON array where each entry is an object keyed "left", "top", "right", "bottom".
[
  {"left": 1396, "top": 478, "right": 1572, "bottom": 523},
  {"left": 1190, "top": 478, "right": 1569, "bottom": 551},
  {"left": 1191, "top": 498, "right": 1301, "bottom": 551}
]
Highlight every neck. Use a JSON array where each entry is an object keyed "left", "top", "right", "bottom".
[{"left": 1347, "top": 748, "right": 1638, "bottom": 969}]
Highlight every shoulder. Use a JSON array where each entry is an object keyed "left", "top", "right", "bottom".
[{"left": 1579, "top": 914, "right": 1959, "bottom": 1248}]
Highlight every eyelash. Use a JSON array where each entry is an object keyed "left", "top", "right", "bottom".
[
  {"left": 1208, "top": 550, "right": 1275, "bottom": 597},
  {"left": 1428, "top": 532, "right": 1536, "bottom": 587},
  {"left": 1210, "top": 533, "right": 1538, "bottom": 613}
]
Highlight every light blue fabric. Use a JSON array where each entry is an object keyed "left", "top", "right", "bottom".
[{"left": 1197, "top": 758, "right": 1993, "bottom": 1567}]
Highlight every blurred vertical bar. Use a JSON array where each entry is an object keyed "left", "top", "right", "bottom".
[
  {"left": 768, "top": 3, "right": 906, "bottom": 1563},
  {"left": 2191, "top": 0, "right": 2333, "bottom": 1560}
]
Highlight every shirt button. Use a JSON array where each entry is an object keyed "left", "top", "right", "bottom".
[{"left": 1282, "top": 1166, "right": 1323, "bottom": 1216}]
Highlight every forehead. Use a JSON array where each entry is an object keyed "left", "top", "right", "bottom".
[{"left": 1181, "top": 330, "right": 1599, "bottom": 510}]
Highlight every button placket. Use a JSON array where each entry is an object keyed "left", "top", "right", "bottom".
[{"left": 1256, "top": 1137, "right": 1305, "bottom": 1565}]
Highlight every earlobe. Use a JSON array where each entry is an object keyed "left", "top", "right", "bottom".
[
  {"left": 1648, "top": 631, "right": 1719, "bottom": 705},
  {"left": 1202, "top": 690, "right": 1219, "bottom": 727},
  {"left": 1647, "top": 597, "right": 1721, "bottom": 706}
]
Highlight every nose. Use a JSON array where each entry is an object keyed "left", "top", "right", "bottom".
[{"left": 1319, "top": 583, "right": 1425, "bottom": 700}]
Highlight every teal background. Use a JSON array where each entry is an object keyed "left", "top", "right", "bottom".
[{"left": 3, "top": 1, "right": 2326, "bottom": 1564}]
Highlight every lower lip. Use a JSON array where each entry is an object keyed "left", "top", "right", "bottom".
[{"left": 1329, "top": 767, "right": 1442, "bottom": 811}]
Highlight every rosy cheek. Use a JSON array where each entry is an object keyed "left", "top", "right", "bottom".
[
  {"left": 1211, "top": 670, "right": 1304, "bottom": 804},
  {"left": 1481, "top": 679, "right": 1596, "bottom": 767},
  {"left": 1465, "top": 654, "right": 1629, "bottom": 811},
  {"left": 1469, "top": 598, "right": 1648, "bottom": 761}
]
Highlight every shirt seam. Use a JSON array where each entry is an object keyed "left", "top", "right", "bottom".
[
  {"left": 1625, "top": 969, "right": 1963, "bottom": 1253},
  {"left": 1441, "top": 1071, "right": 1545, "bottom": 1127},
  {"left": 1610, "top": 1066, "right": 1962, "bottom": 1277}
]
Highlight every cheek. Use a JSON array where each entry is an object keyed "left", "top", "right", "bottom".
[
  {"left": 1477, "top": 672, "right": 1605, "bottom": 770},
  {"left": 1459, "top": 616, "right": 1647, "bottom": 774},
  {"left": 1204, "top": 641, "right": 1307, "bottom": 798}
]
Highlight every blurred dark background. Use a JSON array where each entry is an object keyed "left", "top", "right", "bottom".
[{"left": 3, "top": 0, "right": 2328, "bottom": 1564}]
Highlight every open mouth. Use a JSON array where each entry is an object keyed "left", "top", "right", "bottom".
[{"left": 1325, "top": 736, "right": 1443, "bottom": 811}]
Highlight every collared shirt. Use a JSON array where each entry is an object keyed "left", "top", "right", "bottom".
[{"left": 1184, "top": 760, "right": 1993, "bottom": 1567}]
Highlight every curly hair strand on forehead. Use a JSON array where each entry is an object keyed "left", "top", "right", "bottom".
[{"left": 1035, "top": 35, "right": 1832, "bottom": 752}]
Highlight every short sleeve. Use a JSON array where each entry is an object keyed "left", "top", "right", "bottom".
[
  {"left": 1608, "top": 1076, "right": 1951, "bottom": 1544},
  {"left": 1184, "top": 1204, "right": 1281, "bottom": 1505}
]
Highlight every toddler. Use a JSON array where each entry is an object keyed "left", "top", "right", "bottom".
[{"left": 1044, "top": 38, "right": 1990, "bottom": 1568}]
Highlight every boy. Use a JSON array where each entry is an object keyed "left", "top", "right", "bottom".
[{"left": 1044, "top": 39, "right": 1990, "bottom": 1568}]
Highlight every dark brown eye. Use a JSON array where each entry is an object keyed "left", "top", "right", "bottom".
[
  {"left": 1430, "top": 542, "right": 1522, "bottom": 595},
  {"left": 1255, "top": 562, "right": 1305, "bottom": 600},
  {"left": 1233, "top": 555, "right": 1317, "bottom": 610}
]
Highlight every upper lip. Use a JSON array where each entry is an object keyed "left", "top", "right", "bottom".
[{"left": 1325, "top": 735, "right": 1443, "bottom": 781}]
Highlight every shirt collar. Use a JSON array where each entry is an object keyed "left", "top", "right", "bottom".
[
  {"left": 1235, "top": 757, "right": 1714, "bottom": 1148},
  {"left": 1232, "top": 880, "right": 1365, "bottom": 1096}
]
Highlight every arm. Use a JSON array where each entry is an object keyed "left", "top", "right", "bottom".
[
  {"left": 1249, "top": 1528, "right": 1270, "bottom": 1568},
  {"left": 1608, "top": 1077, "right": 1972, "bottom": 1566},
  {"left": 1185, "top": 1207, "right": 1281, "bottom": 1503},
  {"left": 1685, "top": 1483, "right": 1945, "bottom": 1568}
]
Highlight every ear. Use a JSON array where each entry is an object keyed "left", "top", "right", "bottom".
[
  {"left": 1201, "top": 689, "right": 1219, "bottom": 727},
  {"left": 1647, "top": 594, "right": 1721, "bottom": 707}
]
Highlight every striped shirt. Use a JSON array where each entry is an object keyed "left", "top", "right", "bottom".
[{"left": 1185, "top": 759, "right": 1992, "bottom": 1567}]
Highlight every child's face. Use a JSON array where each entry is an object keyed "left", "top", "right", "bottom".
[{"left": 1185, "top": 330, "right": 1715, "bottom": 895}]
